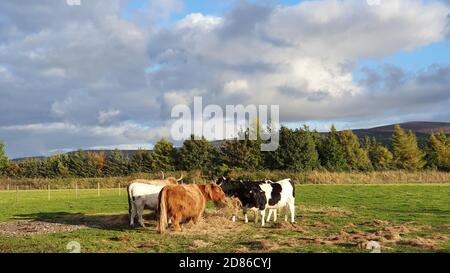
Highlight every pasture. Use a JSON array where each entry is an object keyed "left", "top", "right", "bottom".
[{"left": 0, "top": 184, "right": 449, "bottom": 253}]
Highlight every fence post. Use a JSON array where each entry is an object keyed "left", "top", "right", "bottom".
[
  {"left": 48, "top": 183, "right": 51, "bottom": 201},
  {"left": 75, "top": 182, "right": 78, "bottom": 199},
  {"left": 97, "top": 182, "right": 100, "bottom": 197},
  {"left": 15, "top": 186, "right": 18, "bottom": 204},
  {"left": 118, "top": 182, "right": 121, "bottom": 196}
]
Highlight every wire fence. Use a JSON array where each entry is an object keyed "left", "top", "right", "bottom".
[{"left": 0, "top": 182, "right": 127, "bottom": 205}]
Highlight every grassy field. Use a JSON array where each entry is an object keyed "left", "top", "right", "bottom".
[{"left": 0, "top": 184, "right": 449, "bottom": 253}]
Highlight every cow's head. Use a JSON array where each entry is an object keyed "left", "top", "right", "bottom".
[
  {"left": 205, "top": 184, "right": 226, "bottom": 206},
  {"left": 215, "top": 176, "right": 227, "bottom": 186}
]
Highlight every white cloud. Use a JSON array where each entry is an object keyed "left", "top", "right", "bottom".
[
  {"left": 98, "top": 109, "right": 121, "bottom": 124},
  {"left": 176, "top": 13, "right": 223, "bottom": 30},
  {"left": 224, "top": 79, "right": 249, "bottom": 94}
]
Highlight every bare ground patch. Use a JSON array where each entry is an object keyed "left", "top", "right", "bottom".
[
  {"left": 302, "top": 206, "right": 353, "bottom": 217},
  {"left": 291, "top": 219, "right": 448, "bottom": 251},
  {"left": 0, "top": 220, "right": 86, "bottom": 236}
]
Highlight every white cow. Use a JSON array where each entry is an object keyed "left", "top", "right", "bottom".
[
  {"left": 259, "top": 179, "right": 296, "bottom": 223},
  {"left": 127, "top": 182, "right": 165, "bottom": 227}
]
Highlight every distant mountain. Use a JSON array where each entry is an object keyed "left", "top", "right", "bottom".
[
  {"left": 11, "top": 121, "right": 449, "bottom": 161},
  {"left": 322, "top": 121, "right": 450, "bottom": 147}
]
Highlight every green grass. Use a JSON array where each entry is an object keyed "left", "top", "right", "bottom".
[{"left": 0, "top": 184, "right": 449, "bottom": 253}]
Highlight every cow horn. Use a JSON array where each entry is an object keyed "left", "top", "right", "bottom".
[{"left": 177, "top": 174, "right": 184, "bottom": 182}]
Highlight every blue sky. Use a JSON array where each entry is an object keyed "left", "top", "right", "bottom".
[{"left": 124, "top": 0, "right": 450, "bottom": 86}]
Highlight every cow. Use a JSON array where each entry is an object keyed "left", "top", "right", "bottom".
[
  {"left": 217, "top": 177, "right": 296, "bottom": 226},
  {"left": 127, "top": 175, "right": 183, "bottom": 227},
  {"left": 259, "top": 179, "right": 296, "bottom": 223},
  {"left": 216, "top": 178, "right": 269, "bottom": 226},
  {"left": 157, "top": 183, "right": 225, "bottom": 233}
]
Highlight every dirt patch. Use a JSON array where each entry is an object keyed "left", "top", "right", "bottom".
[
  {"left": 111, "top": 234, "right": 131, "bottom": 242},
  {"left": 246, "top": 240, "right": 288, "bottom": 251},
  {"left": 400, "top": 237, "right": 437, "bottom": 249},
  {"left": 428, "top": 233, "right": 450, "bottom": 240},
  {"left": 274, "top": 221, "right": 307, "bottom": 232},
  {"left": 0, "top": 220, "right": 86, "bottom": 236},
  {"left": 302, "top": 206, "right": 352, "bottom": 217},
  {"left": 189, "top": 239, "right": 213, "bottom": 250},
  {"left": 137, "top": 240, "right": 159, "bottom": 248},
  {"left": 86, "top": 214, "right": 130, "bottom": 227}
]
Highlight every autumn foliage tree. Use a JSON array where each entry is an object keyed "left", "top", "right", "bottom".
[
  {"left": 391, "top": 125, "right": 426, "bottom": 170},
  {"left": 338, "top": 130, "right": 372, "bottom": 171},
  {"left": 425, "top": 132, "right": 450, "bottom": 171}
]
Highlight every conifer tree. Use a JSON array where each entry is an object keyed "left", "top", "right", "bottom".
[
  {"left": 391, "top": 125, "right": 425, "bottom": 170},
  {"left": 0, "top": 141, "right": 8, "bottom": 176},
  {"left": 318, "top": 125, "right": 348, "bottom": 171},
  {"left": 151, "top": 138, "right": 177, "bottom": 171}
]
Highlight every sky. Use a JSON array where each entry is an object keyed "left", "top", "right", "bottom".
[{"left": 0, "top": 0, "right": 449, "bottom": 158}]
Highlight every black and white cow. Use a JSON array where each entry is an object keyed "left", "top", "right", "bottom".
[
  {"left": 259, "top": 179, "right": 296, "bottom": 223},
  {"left": 217, "top": 177, "right": 296, "bottom": 226},
  {"left": 216, "top": 178, "right": 269, "bottom": 225}
]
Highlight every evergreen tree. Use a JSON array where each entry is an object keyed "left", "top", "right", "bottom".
[
  {"left": 391, "top": 125, "right": 425, "bottom": 170},
  {"left": 104, "top": 149, "right": 129, "bottom": 177},
  {"left": 66, "top": 150, "right": 89, "bottom": 177},
  {"left": 130, "top": 149, "right": 153, "bottom": 173},
  {"left": 219, "top": 139, "right": 262, "bottom": 170},
  {"left": 338, "top": 130, "right": 372, "bottom": 170},
  {"left": 178, "top": 135, "right": 216, "bottom": 171},
  {"left": 45, "top": 155, "right": 70, "bottom": 178},
  {"left": 363, "top": 136, "right": 393, "bottom": 170},
  {"left": 0, "top": 141, "right": 8, "bottom": 176},
  {"left": 425, "top": 132, "right": 450, "bottom": 171},
  {"left": 151, "top": 138, "right": 176, "bottom": 171},
  {"left": 318, "top": 125, "right": 348, "bottom": 171},
  {"left": 266, "top": 126, "right": 320, "bottom": 170}
]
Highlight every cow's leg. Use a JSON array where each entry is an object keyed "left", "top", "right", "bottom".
[
  {"left": 137, "top": 204, "right": 146, "bottom": 227},
  {"left": 172, "top": 213, "right": 182, "bottom": 232},
  {"left": 243, "top": 208, "right": 248, "bottom": 223},
  {"left": 130, "top": 202, "right": 136, "bottom": 226},
  {"left": 260, "top": 210, "right": 266, "bottom": 227},
  {"left": 266, "top": 209, "right": 273, "bottom": 222},
  {"left": 272, "top": 209, "right": 277, "bottom": 222},
  {"left": 289, "top": 199, "right": 296, "bottom": 223},
  {"left": 254, "top": 210, "right": 258, "bottom": 224},
  {"left": 284, "top": 205, "right": 289, "bottom": 222}
]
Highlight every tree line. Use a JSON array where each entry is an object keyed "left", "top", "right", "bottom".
[{"left": 0, "top": 124, "right": 448, "bottom": 179}]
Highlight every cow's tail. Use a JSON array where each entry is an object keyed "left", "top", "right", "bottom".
[
  {"left": 289, "top": 178, "right": 295, "bottom": 198},
  {"left": 158, "top": 187, "right": 168, "bottom": 234}
]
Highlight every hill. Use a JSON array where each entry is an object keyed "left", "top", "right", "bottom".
[
  {"left": 348, "top": 121, "right": 450, "bottom": 147},
  {"left": 11, "top": 121, "right": 449, "bottom": 161}
]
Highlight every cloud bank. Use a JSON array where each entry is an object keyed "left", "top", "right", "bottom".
[{"left": 0, "top": 0, "right": 449, "bottom": 158}]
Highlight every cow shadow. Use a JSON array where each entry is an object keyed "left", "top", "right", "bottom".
[{"left": 13, "top": 211, "right": 159, "bottom": 231}]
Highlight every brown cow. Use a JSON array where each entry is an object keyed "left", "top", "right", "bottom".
[{"left": 157, "top": 184, "right": 225, "bottom": 233}]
